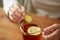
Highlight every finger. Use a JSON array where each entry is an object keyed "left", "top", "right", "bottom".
[
  {"left": 14, "top": 10, "right": 24, "bottom": 21},
  {"left": 47, "top": 29, "right": 59, "bottom": 39},
  {"left": 13, "top": 4, "right": 25, "bottom": 16},
  {"left": 9, "top": 13, "right": 24, "bottom": 23},
  {"left": 9, "top": 5, "right": 24, "bottom": 22},
  {"left": 17, "top": 5, "right": 25, "bottom": 16},
  {"left": 13, "top": 3, "right": 21, "bottom": 10},
  {"left": 12, "top": 11, "right": 24, "bottom": 22},
  {"left": 17, "top": 8, "right": 25, "bottom": 16},
  {"left": 18, "top": 17, "right": 24, "bottom": 23},
  {"left": 9, "top": 14, "right": 18, "bottom": 23},
  {"left": 13, "top": 11, "right": 23, "bottom": 18},
  {"left": 9, "top": 5, "right": 14, "bottom": 13},
  {"left": 43, "top": 29, "right": 59, "bottom": 40},
  {"left": 11, "top": 18, "right": 18, "bottom": 23},
  {"left": 9, "top": 10, "right": 19, "bottom": 22},
  {"left": 43, "top": 24, "right": 58, "bottom": 35},
  {"left": 19, "top": 6, "right": 25, "bottom": 16},
  {"left": 11, "top": 14, "right": 19, "bottom": 21},
  {"left": 9, "top": 5, "right": 16, "bottom": 17},
  {"left": 9, "top": 5, "right": 22, "bottom": 18}
]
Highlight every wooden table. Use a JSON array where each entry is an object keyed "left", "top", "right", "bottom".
[{"left": 0, "top": 7, "right": 60, "bottom": 40}]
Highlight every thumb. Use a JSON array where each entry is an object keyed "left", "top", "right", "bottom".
[
  {"left": 42, "top": 24, "right": 59, "bottom": 40},
  {"left": 42, "top": 29, "right": 59, "bottom": 40},
  {"left": 43, "top": 24, "right": 58, "bottom": 35}
]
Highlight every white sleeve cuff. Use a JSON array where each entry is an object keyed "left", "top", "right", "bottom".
[{"left": 3, "top": 0, "right": 19, "bottom": 16}]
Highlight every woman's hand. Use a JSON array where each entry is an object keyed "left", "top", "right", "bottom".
[
  {"left": 9, "top": 3, "right": 25, "bottom": 23},
  {"left": 43, "top": 24, "right": 60, "bottom": 40}
]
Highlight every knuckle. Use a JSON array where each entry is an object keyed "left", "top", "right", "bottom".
[
  {"left": 13, "top": 19, "right": 17, "bottom": 22},
  {"left": 11, "top": 14, "right": 13, "bottom": 17},
  {"left": 54, "top": 24, "right": 60, "bottom": 29},
  {"left": 22, "top": 6, "right": 25, "bottom": 10},
  {"left": 12, "top": 18, "right": 18, "bottom": 22},
  {"left": 54, "top": 24, "right": 58, "bottom": 26},
  {"left": 13, "top": 11, "right": 16, "bottom": 14}
]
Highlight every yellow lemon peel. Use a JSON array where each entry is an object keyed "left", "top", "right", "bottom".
[{"left": 24, "top": 15, "right": 32, "bottom": 23}]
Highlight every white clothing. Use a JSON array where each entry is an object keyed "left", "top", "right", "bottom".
[{"left": 3, "top": 0, "right": 60, "bottom": 19}]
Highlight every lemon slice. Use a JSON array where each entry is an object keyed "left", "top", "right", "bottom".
[
  {"left": 24, "top": 15, "right": 32, "bottom": 23},
  {"left": 27, "top": 26, "right": 42, "bottom": 35}
]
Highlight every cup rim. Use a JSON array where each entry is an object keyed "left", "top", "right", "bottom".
[{"left": 18, "top": 20, "right": 42, "bottom": 35}]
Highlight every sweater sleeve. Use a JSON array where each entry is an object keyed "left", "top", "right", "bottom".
[{"left": 3, "top": 0, "right": 19, "bottom": 16}]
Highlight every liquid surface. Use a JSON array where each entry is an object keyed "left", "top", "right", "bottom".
[{"left": 27, "top": 26, "right": 42, "bottom": 35}]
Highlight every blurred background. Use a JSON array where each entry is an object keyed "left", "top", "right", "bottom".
[
  {"left": 0, "top": 0, "right": 34, "bottom": 13},
  {"left": 0, "top": 0, "right": 3, "bottom": 7}
]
